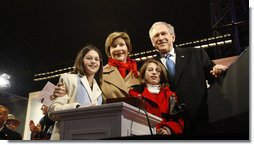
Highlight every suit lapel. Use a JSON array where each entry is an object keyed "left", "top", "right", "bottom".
[
  {"left": 80, "top": 76, "right": 92, "bottom": 101},
  {"left": 175, "top": 47, "right": 189, "bottom": 84},
  {"left": 90, "top": 80, "right": 102, "bottom": 103}
]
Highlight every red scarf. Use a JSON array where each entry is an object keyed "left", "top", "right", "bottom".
[{"left": 108, "top": 57, "right": 139, "bottom": 78}]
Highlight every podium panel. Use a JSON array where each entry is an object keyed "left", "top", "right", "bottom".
[
  {"left": 51, "top": 102, "right": 162, "bottom": 140},
  {"left": 207, "top": 49, "right": 249, "bottom": 138},
  {"left": 208, "top": 49, "right": 249, "bottom": 122}
]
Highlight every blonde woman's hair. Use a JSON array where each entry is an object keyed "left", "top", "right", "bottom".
[{"left": 105, "top": 32, "right": 132, "bottom": 57}]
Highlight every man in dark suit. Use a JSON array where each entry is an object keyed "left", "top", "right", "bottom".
[
  {"left": 0, "top": 105, "right": 22, "bottom": 140},
  {"left": 148, "top": 21, "right": 227, "bottom": 135}
]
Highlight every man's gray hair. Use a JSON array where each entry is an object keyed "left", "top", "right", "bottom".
[{"left": 149, "top": 21, "right": 175, "bottom": 39}]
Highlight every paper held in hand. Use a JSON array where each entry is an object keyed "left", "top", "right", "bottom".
[{"left": 36, "top": 81, "right": 56, "bottom": 106}]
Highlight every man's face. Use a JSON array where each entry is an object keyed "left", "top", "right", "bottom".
[
  {"left": 0, "top": 108, "right": 8, "bottom": 126},
  {"left": 150, "top": 24, "right": 175, "bottom": 54},
  {"left": 5, "top": 121, "right": 17, "bottom": 131}
]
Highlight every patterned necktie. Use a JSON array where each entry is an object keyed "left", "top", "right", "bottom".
[{"left": 166, "top": 54, "right": 175, "bottom": 77}]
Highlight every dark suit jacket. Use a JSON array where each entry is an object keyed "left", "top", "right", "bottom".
[
  {"left": 156, "top": 47, "right": 216, "bottom": 132},
  {"left": 0, "top": 125, "right": 22, "bottom": 140}
]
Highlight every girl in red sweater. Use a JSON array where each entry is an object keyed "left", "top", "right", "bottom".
[{"left": 129, "top": 59, "right": 185, "bottom": 135}]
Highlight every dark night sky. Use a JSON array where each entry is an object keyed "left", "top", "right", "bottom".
[{"left": 0, "top": 0, "right": 212, "bottom": 97}]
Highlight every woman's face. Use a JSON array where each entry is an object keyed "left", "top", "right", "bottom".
[
  {"left": 145, "top": 62, "right": 161, "bottom": 85},
  {"left": 109, "top": 37, "right": 129, "bottom": 63},
  {"left": 83, "top": 50, "right": 100, "bottom": 76}
]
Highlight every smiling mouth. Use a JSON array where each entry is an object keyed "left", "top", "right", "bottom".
[
  {"left": 114, "top": 52, "right": 124, "bottom": 56},
  {"left": 157, "top": 40, "right": 168, "bottom": 45},
  {"left": 89, "top": 65, "right": 97, "bottom": 69},
  {"left": 158, "top": 42, "right": 167, "bottom": 46}
]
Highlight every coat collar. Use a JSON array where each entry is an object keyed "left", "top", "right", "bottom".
[
  {"left": 80, "top": 75, "right": 102, "bottom": 104},
  {"left": 103, "top": 64, "right": 139, "bottom": 93},
  {"left": 141, "top": 86, "right": 170, "bottom": 108}
]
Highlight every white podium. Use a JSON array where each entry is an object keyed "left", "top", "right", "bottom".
[{"left": 51, "top": 102, "right": 162, "bottom": 140}]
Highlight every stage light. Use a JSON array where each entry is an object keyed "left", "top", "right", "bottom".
[{"left": 0, "top": 73, "right": 11, "bottom": 88}]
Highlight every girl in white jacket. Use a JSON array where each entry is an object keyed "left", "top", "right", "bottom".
[{"left": 48, "top": 44, "right": 104, "bottom": 140}]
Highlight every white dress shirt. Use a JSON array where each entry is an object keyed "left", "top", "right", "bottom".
[{"left": 160, "top": 48, "right": 176, "bottom": 70}]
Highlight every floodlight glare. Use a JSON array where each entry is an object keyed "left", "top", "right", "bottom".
[{"left": 0, "top": 73, "right": 11, "bottom": 88}]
